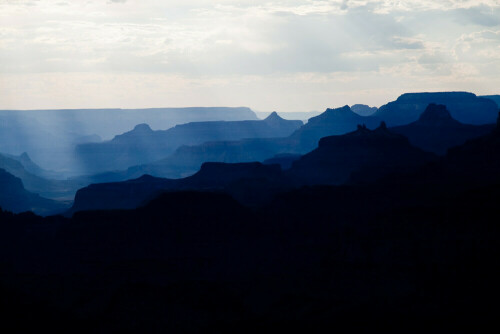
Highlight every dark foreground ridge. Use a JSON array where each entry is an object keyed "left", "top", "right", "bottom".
[
  {"left": 2, "top": 107, "right": 500, "bottom": 333},
  {"left": 69, "top": 161, "right": 290, "bottom": 214},
  {"left": 2, "top": 120, "right": 500, "bottom": 331}
]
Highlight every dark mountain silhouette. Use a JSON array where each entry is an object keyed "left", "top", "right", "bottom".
[
  {"left": 351, "top": 104, "right": 378, "bottom": 116},
  {"left": 481, "top": 95, "right": 500, "bottom": 107},
  {"left": 288, "top": 122, "right": 437, "bottom": 185},
  {"left": 5, "top": 100, "right": 500, "bottom": 332},
  {"left": 2, "top": 128, "right": 500, "bottom": 332},
  {"left": 70, "top": 121, "right": 440, "bottom": 213},
  {"left": 108, "top": 112, "right": 500, "bottom": 213},
  {"left": 75, "top": 112, "right": 302, "bottom": 174},
  {"left": 439, "top": 112, "right": 500, "bottom": 183},
  {"left": 390, "top": 103, "right": 495, "bottom": 155},
  {"left": 115, "top": 106, "right": 382, "bottom": 180},
  {"left": 69, "top": 162, "right": 289, "bottom": 214},
  {"left": 374, "top": 92, "right": 498, "bottom": 126},
  {"left": 0, "top": 168, "right": 69, "bottom": 214}
]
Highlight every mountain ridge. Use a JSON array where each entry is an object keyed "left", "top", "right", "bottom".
[
  {"left": 117, "top": 105, "right": 383, "bottom": 180},
  {"left": 375, "top": 92, "right": 498, "bottom": 126},
  {"left": 75, "top": 115, "right": 302, "bottom": 174},
  {"left": 390, "top": 103, "right": 495, "bottom": 155},
  {"left": 288, "top": 122, "right": 437, "bottom": 185}
]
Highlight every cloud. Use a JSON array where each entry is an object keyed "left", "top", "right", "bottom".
[
  {"left": 1, "top": 0, "right": 500, "bottom": 110},
  {"left": 0, "top": 3, "right": 424, "bottom": 74},
  {"left": 453, "top": 5, "right": 500, "bottom": 27}
]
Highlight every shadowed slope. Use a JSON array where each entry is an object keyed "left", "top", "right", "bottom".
[
  {"left": 390, "top": 104, "right": 495, "bottom": 155},
  {"left": 481, "top": 95, "right": 500, "bottom": 108},
  {"left": 288, "top": 123, "right": 437, "bottom": 185},
  {"left": 69, "top": 162, "right": 289, "bottom": 214},
  {"left": 351, "top": 104, "right": 378, "bottom": 116},
  {"left": 2, "top": 140, "right": 500, "bottom": 332}
]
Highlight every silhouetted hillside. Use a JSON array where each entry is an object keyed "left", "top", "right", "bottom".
[
  {"left": 351, "top": 104, "right": 378, "bottom": 116},
  {"left": 375, "top": 92, "right": 498, "bottom": 126},
  {"left": 4, "top": 102, "right": 500, "bottom": 332},
  {"left": 0, "top": 168, "right": 69, "bottom": 214},
  {"left": 119, "top": 106, "right": 381, "bottom": 179},
  {"left": 390, "top": 104, "right": 494, "bottom": 155},
  {"left": 71, "top": 122, "right": 443, "bottom": 213},
  {"left": 288, "top": 123, "right": 437, "bottom": 185},
  {"left": 442, "top": 112, "right": 500, "bottom": 183},
  {"left": 371, "top": 112, "right": 500, "bottom": 195},
  {"left": 2, "top": 148, "right": 500, "bottom": 332},
  {"left": 69, "top": 162, "right": 290, "bottom": 213},
  {"left": 75, "top": 112, "right": 302, "bottom": 174},
  {"left": 99, "top": 98, "right": 498, "bottom": 181}
]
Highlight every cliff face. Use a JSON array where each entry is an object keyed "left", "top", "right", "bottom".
[{"left": 375, "top": 92, "right": 499, "bottom": 126}]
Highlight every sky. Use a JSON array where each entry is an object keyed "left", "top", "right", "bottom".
[{"left": 0, "top": 0, "right": 499, "bottom": 112}]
